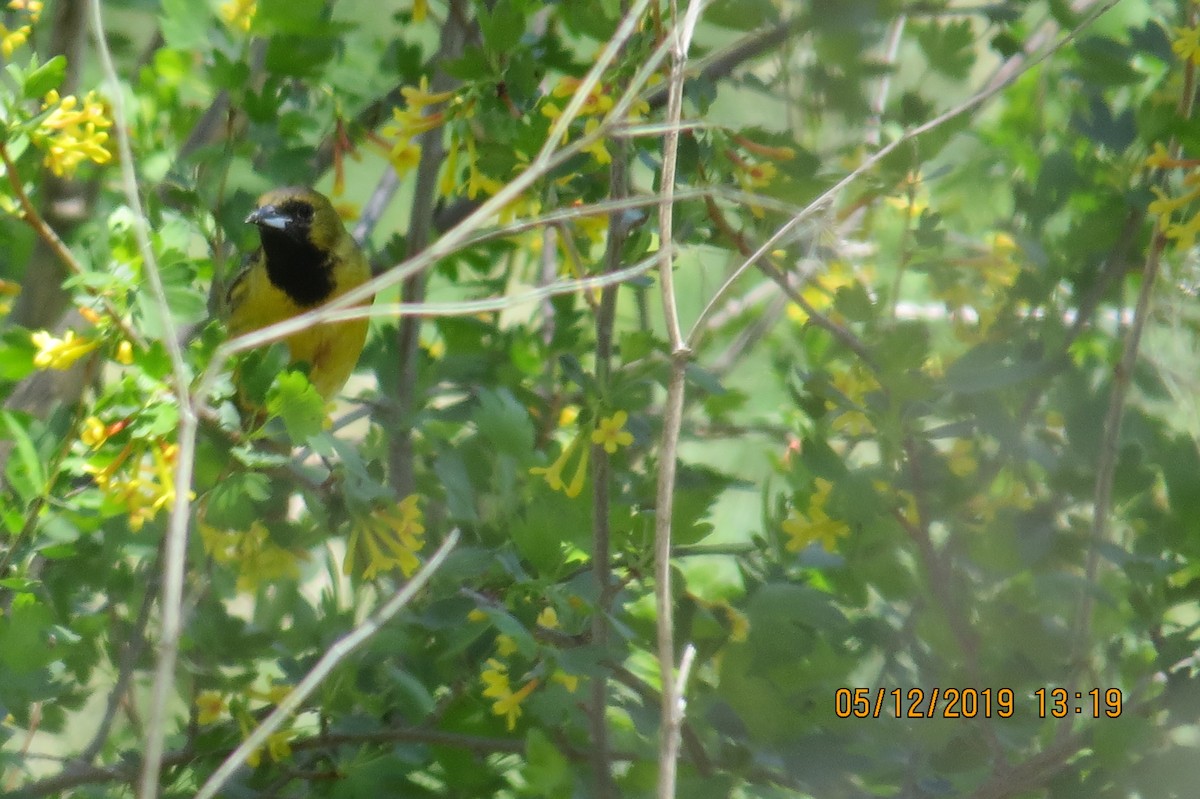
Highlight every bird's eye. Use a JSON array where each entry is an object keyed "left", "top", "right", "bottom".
[{"left": 296, "top": 205, "right": 314, "bottom": 221}]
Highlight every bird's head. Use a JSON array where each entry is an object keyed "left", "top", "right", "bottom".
[{"left": 246, "top": 187, "right": 343, "bottom": 252}]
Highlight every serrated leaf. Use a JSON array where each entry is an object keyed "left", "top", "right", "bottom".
[{"left": 266, "top": 371, "right": 326, "bottom": 442}]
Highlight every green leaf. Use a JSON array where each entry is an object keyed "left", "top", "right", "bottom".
[
  {"left": 22, "top": 55, "right": 66, "bottom": 100},
  {"left": 478, "top": 0, "right": 526, "bottom": 54},
  {"left": 942, "top": 342, "right": 1045, "bottom": 393},
  {"left": 524, "top": 729, "right": 572, "bottom": 798},
  {"left": 159, "top": 0, "right": 213, "bottom": 50},
  {"left": 1, "top": 412, "right": 44, "bottom": 503},
  {"left": 266, "top": 371, "right": 326, "bottom": 442},
  {"left": 475, "top": 388, "right": 534, "bottom": 456}
]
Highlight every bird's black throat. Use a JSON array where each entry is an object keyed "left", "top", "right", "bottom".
[{"left": 258, "top": 227, "right": 335, "bottom": 307}]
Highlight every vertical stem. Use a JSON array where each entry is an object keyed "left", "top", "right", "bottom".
[
  {"left": 654, "top": 2, "right": 702, "bottom": 798},
  {"left": 390, "top": 0, "right": 468, "bottom": 496}
]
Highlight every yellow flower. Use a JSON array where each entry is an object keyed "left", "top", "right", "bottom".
[
  {"left": 1174, "top": 26, "right": 1200, "bottom": 64},
  {"left": 1165, "top": 211, "right": 1200, "bottom": 252},
  {"left": 195, "top": 691, "right": 226, "bottom": 725},
  {"left": 737, "top": 161, "right": 777, "bottom": 190},
  {"left": 551, "top": 671, "right": 579, "bottom": 693},
  {"left": 495, "top": 634, "right": 518, "bottom": 657},
  {"left": 115, "top": 340, "right": 134, "bottom": 365},
  {"left": 481, "top": 659, "right": 511, "bottom": 699},
  {"left": 218, "top": 0, "right": 256, "bottom": 31},
  {"left": 536, "top": 607, "right": 559, "bottom": 629},
  {"left": 550, "top": 76, "right": 613, "bottom": 116},
  {"left": 581, "top": 118, "right": 611, "bottom": 165},
  {"left": 401, "top": 76, "right": 455, "bottom": 111},
  {"left": 36, "top": 91, "right": 113, "bottom": 178},
  {"left": 0, "top": 23, "right": 29, "bottom": 57},
  {"left": 591, "top": 411, "right": 633, "bottom": 454},
  {"left": 412, "top": 0, "right": 427, "bottom": 21},
  {"left": 344, "top": 495, "right": 426, "bottom": 579},
  {"left": 32, "top": 329, "right": 98, "bottom": 370},
  {"left": 782, "top": 478, "right": 850, "bottom": 553},
  {"left": 493, "top": 677, "right": 538, "bottom": 730},
  {"left": 80, "top": 416, "right": 108, "bottom": 449},
  {"left": 387, "top": 138, "right": 422, "bottom": 175},
  {"left": 199, "top": 521, "right": 301, "bottom": 593},
  {"left": 1144, "top": 142, "right": 1173, "bottom": 169},
  {"left": 468, "top": 608, "right": 488, "bottom": 622},
  {"left": 383, "top": 105, "right": 444, "bottom": 139},
  {"left": 530, "top": 430, "right": 588, "bottom": 497}
]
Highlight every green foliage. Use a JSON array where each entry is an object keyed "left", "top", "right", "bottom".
[{"left": 2, "top": 1, "right": 1200, "bottom": 798}]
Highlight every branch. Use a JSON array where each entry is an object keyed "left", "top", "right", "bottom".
[
  {"left": 654, "top": 1, "right": 703, "bottom": 797},
  {"left": 193, "top": 530, "right": 460, "bottom": 799}
]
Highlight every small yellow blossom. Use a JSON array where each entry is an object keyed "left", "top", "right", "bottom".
[
  {"left": 32, "top": 329, "right": 98, "bottom": 370},
  {"left": 530, "top": 430, "right": 588, "bottom": 497},
  {"left": 401, "top": 76, "right": 455, "bottom": 110},
  {"left": 591, "top": 411, "right": 633, "bottom": 454},
  {"left": 412, "top": 0, "right": 427, "bottom": 21},
  {"left": 245, "top": 730, "right": 294, "bottom": 767},
  {"left": 115, "top": 340, "right": 134, "bottom": 365},
  {"left": 481, "top": 659, "right": 538, "bottom": 731},
  {"left": 1144, "top": 142, "right": 1174, "bottom": 169},
  {"left": 581, "top": 118, "right": 611, "bottom": 165},
  {"left": 782, "top": 478, "right": 850, "bottom": 553},
  {"left": 552, "top": 671, "right": 579, "bottom": 693},
  {"left": 1166, "top": 211, "right": 1200, "bottom": 252},
  {"left": 80, "top": 416, "right": 108, "bottom": 449},
  {"left": 1174, "top": 26, "right": 1200, "bottom": 64},
  {"left": 468, "top": 608, "right": 488, "bottom": 622},
  {"left": 495, "top": 634, "right": 519, "bottom": 657},
  {"left": 1, "top": 23, "right": 29, "bottom": 57},
  {"left": 195, "top": 691, "right": 226, "bottom": 725},
  {"left": 387, "top": 138, "right": 422, "bottom": 175},
  {"left": 737, "top": 161, "right": 777, "bottom": 190},
  {"left": 344, "top": 494, "right": 426, "bottom": 579},
  {"left": 550, "top": 76, "right": 613, "bottom": 116},
  {"left": 218, "top": 0, "right": 256, "bottom": 31},
  {"left": 536, "top": 607, "right": 559, "bottom": 629}
]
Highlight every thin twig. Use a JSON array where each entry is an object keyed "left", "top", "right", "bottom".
[
  {"left": 193, "top": 530, "right": 459, "bottom": 799},
  {"left": 687, "top": 0, "right": 1125, "bottom": 347},
  {"left": 654, "top": 1, "right": 703, "bottom": 798},
  {"left": 1067, "top": 0, "right": 1197, "bottom": 716},
  {"left": 0, "top": 143, "right": 143, "bottom": 346},
  {"left": 89, "top": 5, "right": 199, "bottom": 799}
]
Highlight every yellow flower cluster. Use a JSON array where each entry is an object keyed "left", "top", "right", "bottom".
[
  {"left": 199, "top": 521, "right": 302, "bottom": 594},
  {"left": 377, "top": 76, "right": 455, "bottom": 179},
  {"left": 782, "top": 478, "right": 850, "bottom": 553},
  {"left": 344, "top": 494, "right": 426, "bottom": 579},
  {"left": 539, "top": 75, "right": 647, "bottom": 167},
  {"left": 529, "top": 412, "right": 634, "bottom": 497},
  {"left": 83, "top": 440, "right": 186, "bottom": 532},
  {"left": 31, "top": 329, "right": 98, "bottom": 370},
  {"left": 1, "top": 0, "right": 41, "bottom": 58},
  {"left": 196, "top": 682, "right": 296, "bottom": 767},
  {"left": 37, "top": 90, "right": 113, "bottom": 178},
  {"left": 481, "top": 659, "right": 538, "bottom": 731}
]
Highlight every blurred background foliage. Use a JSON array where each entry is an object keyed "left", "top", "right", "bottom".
[{"left": 2, "top": 0, "right": 1200, "bottom": 797}]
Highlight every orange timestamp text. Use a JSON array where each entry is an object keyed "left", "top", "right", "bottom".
[{"left": 834, "top": 687, "right": 1124, "bottom": 719}]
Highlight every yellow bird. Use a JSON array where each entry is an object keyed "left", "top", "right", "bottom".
[{"left": 226, "top": 187, "right": 372, "bottom": 400}]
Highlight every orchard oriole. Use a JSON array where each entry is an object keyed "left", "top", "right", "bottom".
[{"left": 226, "top": 187, "right": 372, "bottom": 400}]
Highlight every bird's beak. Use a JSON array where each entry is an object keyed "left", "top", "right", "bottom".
[{"left": 245, "top": 205, "right": 290, "bottom": 231}]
